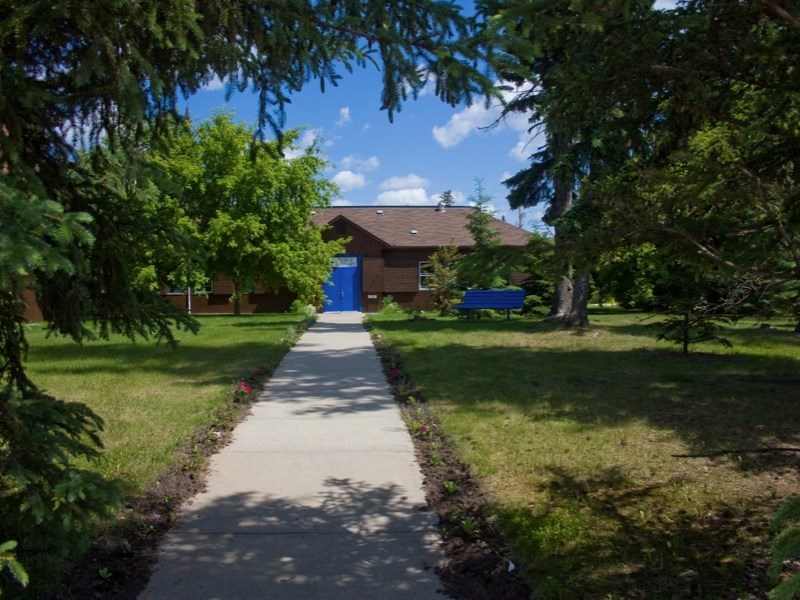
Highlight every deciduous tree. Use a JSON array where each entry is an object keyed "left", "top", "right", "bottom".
[{"left": 154, "top": 113, "right": 345, "bottom": 314}]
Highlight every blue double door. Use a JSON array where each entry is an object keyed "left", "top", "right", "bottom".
[{"left": 323, "top": 255, "right": 362, "bottom": 311}]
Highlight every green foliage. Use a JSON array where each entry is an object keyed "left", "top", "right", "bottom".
[
  {"left": 289, "top": 300, "right": 317, "bottom": 318},
  {"left": 428, "top": 243, "right": 463, "bottom": 315},
  {"left": 768, "top": 496, "right": 800, "bottom": 599},
  {"left": 458, "top": 180, "right": 523, "bottom": 289},
  {"left": 594, "top": 245, "right": 661, "bottom": 309},
  {"left": 1, "top": 1, "right": 496, "bottom": 591},
  {"left": 0, "top": 541, "right": 29, "bottom": 593},
  {"left": 516, "top": 233, "right": 556, "bottom": 313},
  {"left": 443, "top": 480, "right": 460, "bottom": 495},
  {"left": 460, "top": 516, "right": 478, "bottom": 537},
  {"left": 655, "top": 310, "right": 733, "bottom": 356},
  {"left": 0, "top": 387, "right": 121, "bottom": 594},
  {"left": 380, "top": 295, "right": 403, "bottom": 315},
  {"left": 488, "top": 0, "right": 800, "bottom": 331},
  {"left": 154, "top": 113, "right": 346, "bottom": 311}
]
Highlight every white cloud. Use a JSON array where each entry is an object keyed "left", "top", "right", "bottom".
[
  {"left": 510, "top": 126, "right": 547, "bottom": 162},
  {"left": 332, "top": 198, "right": 353, "bottom": 207},
  {"left": 379, "top": 173, "right": 430, "bottom": 191},
  {"left": 509, "top": 133, "right": 533, "bottom": 162},
  {"left": 654, "top": 0, "right": 677, "bottom": 9},
  {"left": 377, "top": 188, "right": 430, "bottom": 205},
  {"left": 432, "top": 82, "right": 535, "bottom": 149},
  {"left": 432, "top": 102, "right": 500, "bottom": 148},
  {"left": 202, "top": 74, "right": 226, "bottom": 91},
  {"left": 283, "top": 128, "right": 324, "bottom": 159},
  {"left": 340, "top": 154, "right": 380, "bottom": 172},
  {"left": 331, "top": 170, "right": 366, "bottom": 191},
  {"left": 336, "top": 107, "right": 351, "bottom": 127}
]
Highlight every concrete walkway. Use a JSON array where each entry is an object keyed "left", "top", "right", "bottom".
[{"left": 140, "top": 312, "right": 443, "bottom": 599}]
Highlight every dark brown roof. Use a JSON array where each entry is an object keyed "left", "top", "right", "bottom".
[{"left": 313, "top": 206, "right": 530, "bottom": 248}]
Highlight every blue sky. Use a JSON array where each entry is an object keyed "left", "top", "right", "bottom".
[
  {"left": 185, "top": 0, "right": 678, "bottom": 232},
  {"left": 186, "top": 69, "right": 541, "bottom": 229}
]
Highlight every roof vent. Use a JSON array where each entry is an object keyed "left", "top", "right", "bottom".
[
  {"left": 410, "top": 229, "right": 418, "bottom": 235},
  {"left": 436, "top": 200, "right": 445, "bottom": 212},
  {"left": 376, "top": 209, "right": 384, "bottom": 214}
]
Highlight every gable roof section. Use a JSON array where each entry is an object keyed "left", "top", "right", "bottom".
[{"left": 313, "top": 206, "right": 530, "bottom": 248}]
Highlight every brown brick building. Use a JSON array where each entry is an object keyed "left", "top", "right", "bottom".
[
  {"left": 24, "top": 204, "right": 531, "bottom": 319},
  {"left": 313, "top": 205, "right": 530, "bottom": 312}
]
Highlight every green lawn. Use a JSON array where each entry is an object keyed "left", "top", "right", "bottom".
[
  {"left": 23, "top": 314, "right": 304, "bottom": 494},
  {"left": 368, "top": 309, "right": 800, "bottom": 599}
]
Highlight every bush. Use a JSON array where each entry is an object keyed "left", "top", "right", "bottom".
[
  {"left": 0, "top": 388, "right": 121, "bottom": 595},
  {"left": 767, "top": 496, "right": 800, "bottom": 600},
  {"left": 289, "top": 299, "right": 316, "bottom": 318},
  {"left": 523, "top": 294, "right": 549, "bottom": 317},
  {"left": 380, "top": 295, "right": 403, "bottom": 314}
]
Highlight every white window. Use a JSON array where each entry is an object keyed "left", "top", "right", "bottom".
[
  {"left": 332, "top": 256, "right": 358, "bottom": 268},
  {"left": 166, "top": 282, "right": 214, "bottom": 295},
  {"left": 418, "top": 261, "right": 434, "bottom": 290}
]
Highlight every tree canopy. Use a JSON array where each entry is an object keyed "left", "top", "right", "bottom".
[
  {"left": 484, "top": 0, "right": 800, "bottom": 330},
  {"left": 0, "top": 1, "right": 496, "bottom": 592},
  {"left": 153, "top": 113, "right": 346, "bottom": 313}
]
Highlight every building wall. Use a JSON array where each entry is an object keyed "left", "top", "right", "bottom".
[
  {"left": 23, "top": 289, "right": 43, "bottom": 322},
  {"left": 164, "top": 287, "right": 297, "bottom": 314}
]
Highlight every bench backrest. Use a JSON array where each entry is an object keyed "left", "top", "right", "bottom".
[{"left": 459, "top": 289, "right": 526, "bottom": 309}]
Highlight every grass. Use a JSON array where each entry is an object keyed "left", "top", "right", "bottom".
[
  {"left": 367, "top": 309, "right": 800, "bottom": 599},
  {"left": 23, "top": 314, "right": 304, "bottom": 495}
]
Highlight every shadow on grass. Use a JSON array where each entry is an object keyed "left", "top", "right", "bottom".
[
  {"left": 493, "top": 464, "right": 768, "bottom": 599},
  {"left": 384, "top": 338, "right": 800, "bottom": 471},
  {"left": 371, "top": 316, "right": 799, "bottom": 597}
]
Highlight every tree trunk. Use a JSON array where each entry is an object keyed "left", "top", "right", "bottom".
[
  {"left": 232, "top": 281, "right": 241, "bottom": 316},
  {"left": 547, "top": 137, "right": 575, "bottom": 320},
  {"left": 564, "top": 271, "right": 590, "bottom": 327},
  {"left": 550, "top": 271, "right": 573, "bottom": 318},
  {"left": 682, "top": 312, "right": 690, "bottom": 355},
  {"left": 795, "top": 320, "right": 800, "bottom": 333}
]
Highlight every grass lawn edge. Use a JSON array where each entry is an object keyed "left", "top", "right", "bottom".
[
  {"left": 368, "top": 321, "right": 531, "bottom": 600},
  {"left": 40, "top": 316, "right": 316, "bottom": 600}
]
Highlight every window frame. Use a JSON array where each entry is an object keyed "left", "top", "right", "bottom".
[
  {"left": 166, "top": 281, "right": 214, "bottom": 295},
  {"left": 418, "top": 260, "right": 434, "bottom": 291}
]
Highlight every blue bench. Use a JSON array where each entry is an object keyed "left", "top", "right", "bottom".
[{"left": 453, "top": 289, "right": 526, "bottom": 321}]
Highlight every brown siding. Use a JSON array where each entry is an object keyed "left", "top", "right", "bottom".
[
  {"left": 23, "top": 289, "right": 43, "bottom": 322},
  {"left": 212, "top": 279, "right": 235, "bottom": 296},
  {"left": 387, "top": 291, "right": 435, "bottom": 311},
  {"left": 363, "top": 293, "right": 382, "bottom": 313},
  {"left": 383, "top": 250, "right": 432, "bottom": 294},
  {"left": 165, "top": 290, "right": 296, "bottom": 314},
  {"left": 362, "top": 258, "right": 384, "bottom": 292},
  {"left": 321, "top": 220, "right": 386, "bottom": 258},
  {"left": 383, "top": 262, "right": 418, "bottom": 293}
]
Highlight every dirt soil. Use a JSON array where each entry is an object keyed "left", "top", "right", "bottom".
[
  {"left": 44, "top": 335, "right": 529, "bottom": 599},
  {"left": 374, "top": 334, "right": 530, "bottom": 600}
]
